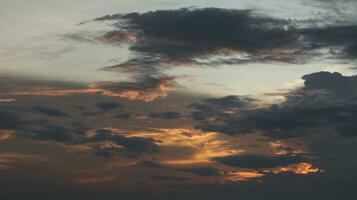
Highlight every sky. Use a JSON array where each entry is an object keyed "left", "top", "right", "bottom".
[{"left": 1, "top": 0, "right": 357, "bottom": 199}]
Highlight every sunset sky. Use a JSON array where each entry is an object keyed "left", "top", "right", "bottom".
[{"left": 1, "top": 0, "right": 357, "bottom": 199}]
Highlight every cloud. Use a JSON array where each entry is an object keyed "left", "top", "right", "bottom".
[
  {"left": 115, "top": 113, "right": 132, "bottom": 120},
  {"left": 0, "top": 109, "right": 23, "bottom": 129},
  {"left": 31, "top": 105, "right": 69, "bottom": 117},
  {"left": 149, "top": 176, "right": 188, "bottom": 181},
  {"left": 92, "top": 75, "right": 177, "bottom": 102},
  {"left": 94, "top": 7, "right": 303, "bottom": 68},
  {"left": 192, "top": 72, "right": 357, "bottom": 138},
  {"left": 213, "top": 154, "right": 308, "bottom": 169},
  {"left": 190, "top": 95, "right": 254, "bottom": 121},
  {"left": 149, "top": 111, "right": 181, "bottom": 119},
  {"left": 21, "top": 124, "right": 75, "bottom": 142},
  {"left": 177, "top": 167, "right": 221, "bottom": 177},
  {"left": 90, "top": 6, "right": 357, "bottom": 76},
  {"left": 141, "top": 160, "right": 161, "bottom": 168},
  {"left": 302, "top": 25, "right": 357, "bottom": 59},
  {"left": 88, "top": 129, "right": 160, "bottom": 155},
  {"left": 0, "top": 98, "right": 16, "bottom": 103},
  {"left": 10, "top": 75, "right": 177, "bottom": 102},
  {"left": 96, "top": 102, "right": 122, "bottom": 112}
]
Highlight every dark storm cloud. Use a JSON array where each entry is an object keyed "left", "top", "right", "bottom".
[
  {"left": 95, "top": 101, "right": 122, "bottom": 112},
  {"left": 213, "top": 154, "right": 307, "bottom": 169},
  {"left": 31, "top": 105, "right": 69, "bottom": 117},
  {"left": 88, "top": 129, "right": 160, "bottom": 154},
  {"left": 149, "top": 111, "right": 181, "bottom": 119},
  {"left": 95, "top": 7, "right": 303, "bottom": 68},
  {"left": 192, "top": 72, "right": 357, "bottom": 138},
  {"left": 90, "top": 7, "right": 357, "bottom": 75},
  {"left": 302, "top": 25, "right": 357, "bottom": 59},
  {"left": 92, "top": 75, "right": 177, "bottom": 102}
]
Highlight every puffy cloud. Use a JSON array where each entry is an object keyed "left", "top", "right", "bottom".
[{"left": 192, "top": 71, "right": 357, "bottom": 138}]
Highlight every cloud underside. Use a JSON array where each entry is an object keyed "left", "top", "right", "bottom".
[
  {"left": 94, "top": 7, "right": 357, "bottom": 73},
  {"left": 213, "top": 154, "right": 307, "bottom": 169},
  {"left": 192, "top": 71, "right": 357, "bottom": 138}
]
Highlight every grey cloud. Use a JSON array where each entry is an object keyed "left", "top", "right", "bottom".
[
  {"left": 31, "top": 105, "right": 69, "bottom": 117},
  {"left": 94, "top": 7, "right": 302, "bottom": 70},
  {"left": 149, "top": 111, "right": 181, "bottom": 120},
  {"left": 190, "top": 95, "right": 253, "bottom": 121},
  {"left": 141, "top": 160, "right": 161, "bottom": 168},
  {"left": 91, "top": 7, "right": 357, "bottom": 76},
  {"left": 0, "top": 109, "right": 24, "bottom": 129},
  {"left": 192, "top": 72, "right": 357, "bottom": 138},
  {"left": 89, "top": 129, "right": 160, "bottom": 154},
  {"left": 20, "top": 124, "right": 75, "bottom": 142},
  {"left": 96, "top": 101, "right": 122, "bottom": 112},
  {"left": 115, "top": 113, "right": 132, "bottom": 120}
]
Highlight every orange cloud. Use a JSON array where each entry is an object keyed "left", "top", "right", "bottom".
[
  {"left": 105, "top": 128, "right": 243, "bottom": 165},
  {"left": 268, "top": 162, "right": 324, "bottom": 175},
  {"left": 0, "top": 130, "right": 13, "bottom": 141},
  {"left": 0, "top": 98, "right": 16, "bottom": 103},
  {"left": 11, "top": 77, "right": 176, "bottom": 102}
]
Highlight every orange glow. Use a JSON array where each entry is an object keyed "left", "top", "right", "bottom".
[
  {"left": 11, "top": 79, "right": 174, "bottom": 102},
  {"left": 220, "top": 163, "right": 322, "bottom": 183},
  {"left": 268, "top": 162, "right": 324, "bottom": 175},
  {"left": 221, "top": 171, "right": 264, "bottom": 183},
  {"left": 55, "top": 143, "right": 94, "bottom": 153},
  {"left": 0, "top": 130, "right": 13, "bottom": 141},
  {"left": 0, "top": 98, "right": 16, "bottom": 103},
  {"left": 105, "top": 128, "right": 243, "bottom": 165},
  {"left": 269, "top": 140, "right": 303, "bottom": 155}
]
